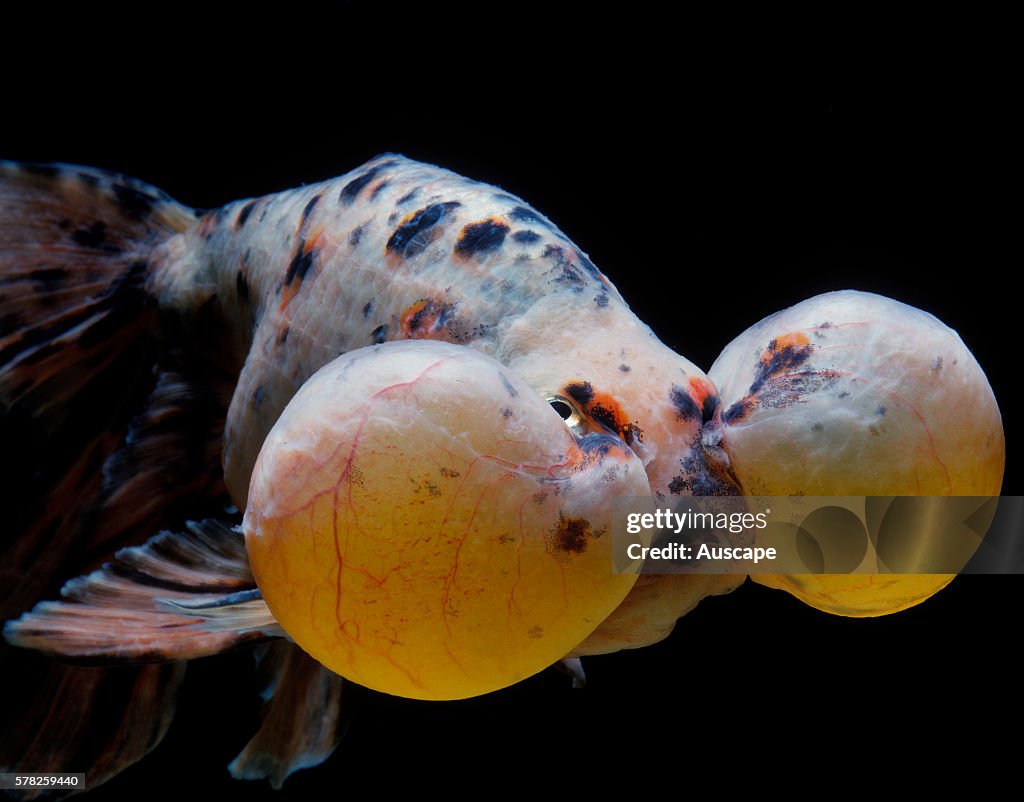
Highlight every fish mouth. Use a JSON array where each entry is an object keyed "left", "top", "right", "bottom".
[
  {"left": 658, "top": 419, "right": 742, "bottom": 499},
  {"left": 699, "top": 417, "right": 743, "bottom": 494}
]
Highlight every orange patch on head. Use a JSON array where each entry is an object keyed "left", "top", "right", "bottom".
[
  {"left": 768, "top": 332, "right": 811, "bottom": 353},
  {"left": 564, "top": 383, "right": 644, "bottom": 445},
  {"left": 758, "top": 331, "right": 812, "bottom": 366},
  {"left": 687, "top": 377, "right": 716, "bottom": 409}
]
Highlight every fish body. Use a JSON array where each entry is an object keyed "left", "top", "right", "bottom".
[
  {"left": 2, "top": 153, "right": 1001, "bottom": 787},
  {"left": 0, "top": 154, "right": 739, "bottom": 788}
]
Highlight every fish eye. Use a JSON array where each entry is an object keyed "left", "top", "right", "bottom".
[{"left": 546, "top": 395, "right": 583, "bottom": 428}]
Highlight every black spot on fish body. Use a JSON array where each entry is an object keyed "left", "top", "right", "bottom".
[
  {"left": 812, "top": 422, "right": 824, "bottom": 432},
  {"left": 748, "top": 339, "right": 813, "bottom": 395},
  {"left": 758, "top": 368, "right": 840, "bottom": 410},
  {"left": 284, "top": 244, "right": 315, "bottom": 288},
  {"left": 877, "top": 406, "right": 887, "bottom": 416},
  {"left": 668, "top": 475, "right": 687, "bottom": 494},
  {"left": 301, "top": 194, "right": 321, "bottom": 225},
  {"left": 112, "top": 183, "right": 156, "bottom": 219},
  {"left": 455, "top": 219, "right": 509, "bottom": 258},
  {"left": 589, "top": 402, "right": 618, "bottom": 433},
  {"left": 547, "top": 514, "right": 592, "bottom": 557},
  {"left": 619, "top": 364, "right": 631, "bottom": 372},
  {"left": 339, "top": 161, "right": 397, "bottom": 205},
  {"left": 501, "top": 407, "right": 513, "bottom": 418},
  {"left": 236, "top": 270, "right": 250, "bottom": 303},
  {"left": 340, "top": 167, "right": 382, "bottom": 204},
  {"left": 397, "top": 188, "right": 420, "bottom": 205},
  {"left": 566, "top": 381, "right": 594, "bottom": 405},
  {"left": 386, "top": 201, "right": 461, "bottom": 258},
  {"left": 509, "top": 206, "right": 544, "bottom": 225},
  {"left": 722, "top": 399, "right": 753, "bottom": 424},
  {"left": 70, "top": 221, "right": 107, "bottom": 249},
  {"left": 371, "top": 324, "right": 388, "bottom": 344},
  {"left": 236, "top": 200, "right": 258, "bottom": 228},
  {"left": 511, "top": 229, "right": 541, "bottom": 244},
  {"left": 401, "top": 299, "right": 460, "bottom": 338},
  {"left": 669, "top": 385, "right": 700, "bottom": 422},
  {"left": 349, "top": 225, "right": 364, "bottom": 247},
  {"left": 362, "top": 300, "right": 373, "bottom": 318},
  {"left": 594, "top": 293, "right": 609, "bottom": 307},
  {"left": 543, "top": 244, "right": 585, "bottom": 290},
  {"left": 252, "top": 384, "right": 267, "bottom": 410}
]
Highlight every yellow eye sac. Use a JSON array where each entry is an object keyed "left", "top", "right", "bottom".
[
  {"left": 545, "top": 394, "right": 585, "bottom": 430},
  {"left": 245, "top": 342, "right": 650, "bottom": 701}
]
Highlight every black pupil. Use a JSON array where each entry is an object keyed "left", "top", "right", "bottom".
[{"left": 550, "top": 400, "right": 573, "bottom": 420}]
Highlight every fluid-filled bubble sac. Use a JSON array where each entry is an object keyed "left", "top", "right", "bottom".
[
  {"left": 708, "top": 290, "right": 1005, "bottom": 616},
  {"left": 244, "top": 340, "right": 649, "bottom": 700}
]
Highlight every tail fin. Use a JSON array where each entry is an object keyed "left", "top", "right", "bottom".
[
  {"left": 0, "top": 163, "right": 235, "bottom": 791},
  {"left": 0, "top": 162, "right": 198, "bottom": 618}
]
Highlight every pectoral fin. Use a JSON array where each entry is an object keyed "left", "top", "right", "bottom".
[{"left": 4, "top": 519, "right": 282, "bottom": 662}]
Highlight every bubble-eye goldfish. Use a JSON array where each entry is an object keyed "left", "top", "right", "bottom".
[{"left": 0, "top": 155, "right": 1003, "bottom": 790}]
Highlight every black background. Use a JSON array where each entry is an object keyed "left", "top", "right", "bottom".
[{"left": 3, "top": 5, "right": 1020, "bottom": 796}]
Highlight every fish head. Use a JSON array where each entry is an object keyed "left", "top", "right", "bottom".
[{"left": 497, "top": 292, "right": 740, "bottom": 502}]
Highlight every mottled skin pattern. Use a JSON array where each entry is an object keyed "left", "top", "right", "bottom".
[{"left": 150, "top": 154, "right": 742, "bottom": 651}]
